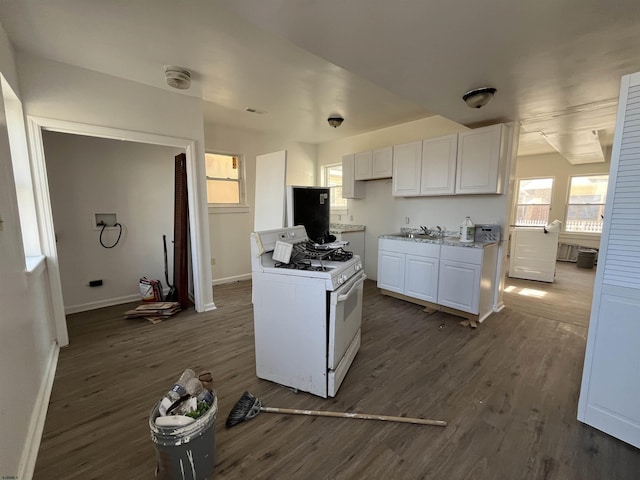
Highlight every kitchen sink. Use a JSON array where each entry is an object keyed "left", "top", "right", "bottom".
[{"left": 393, "top": 232, "right": 443, "bottom": 240}]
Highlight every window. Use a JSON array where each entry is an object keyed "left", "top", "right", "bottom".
[
  {"left": 322, "top": 163, "right": 347, "bottom": 211},
  {"left": 566, "top": 175, "right": 608, "bottom": 233},
  {"left": 205, "top": 152, "right": 245, "bottom": 206},
  {"left": 514, "top": 177, "right": 554, "bottom": 226}
]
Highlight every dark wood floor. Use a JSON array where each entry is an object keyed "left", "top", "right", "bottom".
[{"left": 34, "top": 262, "right": 640, "bottom": 479}]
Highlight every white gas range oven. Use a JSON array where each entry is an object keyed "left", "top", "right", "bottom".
[{"left": 250, "top": 226, "right": 366, "bottom": 398}]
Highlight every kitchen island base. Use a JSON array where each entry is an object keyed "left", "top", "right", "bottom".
[{"left": 379, "top": 289, "right": 489, "bottom": 324}]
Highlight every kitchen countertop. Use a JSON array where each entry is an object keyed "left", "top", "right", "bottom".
[
  {"left": 330, "top": 223, "right": 366, "bottom": 233},
  {"left": 379, "top": 233, "right": 496, "bottom": 249}
]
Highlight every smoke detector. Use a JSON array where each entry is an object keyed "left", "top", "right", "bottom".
[{"left": 165, "top": 66, "right": 191, "bottom": 90}]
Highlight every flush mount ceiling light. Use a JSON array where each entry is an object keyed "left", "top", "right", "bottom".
[
  {"left": 462, "top": 87, "right": 497, "bottom": 109},
  {"left": 327, "top": 114, "right": 344, "bottom": 128},
  {"left": 165, "top": 66, "right": 191, "bottom": 90}
]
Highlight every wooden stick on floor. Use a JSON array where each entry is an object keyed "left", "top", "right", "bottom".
[{"left": 261, "top": 406, "right": 447, "bottom": 427}]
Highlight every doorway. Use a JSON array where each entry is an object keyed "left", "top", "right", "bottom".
[
  {"left": 27, "top": 117, "right": 215, "bottom": 346},
  {"left": 42, "top": 131, "right": 183, "bottom": 320}
]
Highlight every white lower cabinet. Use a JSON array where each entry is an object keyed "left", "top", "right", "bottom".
[
  {"left": 378, "top": 239, "right": 499, "bottom": 321},
  {"left": 438, "top": 244, "right": 498, "bottom": 319},
  {"left": 377, "top": 250, "right": 405, "bottom": 293},
  {"left": 438, "top": 259, "right": 481, "bottom": 313},
  {"left": 377, "top": 239, "right": 439, "bottom": 302},
  {"left": 405, "top": 254, "right": 439, "bottom": 302}
]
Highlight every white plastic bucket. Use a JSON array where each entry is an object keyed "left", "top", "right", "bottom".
[{"left": 149, "top": 396, "right": 218, "bottom": 479}]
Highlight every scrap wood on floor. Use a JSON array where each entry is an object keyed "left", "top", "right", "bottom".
[
  {"left": 460, "top": 319, "right": 478, "bottom": 328},
  {"left": 124, "top": 301, "right": 181, "bottom": 324}
]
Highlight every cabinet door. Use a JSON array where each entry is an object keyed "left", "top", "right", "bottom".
[
  {"left": 372, "top": 146, "right": 393, "bottom": 179},
  {"left": 392, "top": 141, "right": 422, "bottom": 196},
  {"left": 342, "top": 154, "right": 365, "bottom": 199},
  {"left": 405, "top": 254, "right": 439, "bottom": 302},
  {"left": 377, "top": 250, "right": 405, "bottom": 293},
  {"left": 438, "top": 260, "right": 481, "bottom": 313},
  {"left": 456, "top": 124, "right": 506, "bottom": 194},
  {"left": 421, "top": 134, "right": 457, "bottom": 195},
  {"left": 355, "top": 151, "right": 373, "bottom": 180}
]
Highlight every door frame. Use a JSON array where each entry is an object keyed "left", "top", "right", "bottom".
[{"left": 26, "top": 116, "right": 216, "bottom": 346}]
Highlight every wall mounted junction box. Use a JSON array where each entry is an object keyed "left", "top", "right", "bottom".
[{"left": 93, "top": 213, "right": 118, "bottom": 229}]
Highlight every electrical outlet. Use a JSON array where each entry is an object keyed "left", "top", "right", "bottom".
[
  {"left": 405, "top": 217, "right": 410, "bottom": 224},
  {"left": 211, "top": 257, "right": 216, "bottom": 266}
]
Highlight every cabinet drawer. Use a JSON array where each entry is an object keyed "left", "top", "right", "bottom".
[
  {"left": 440, "top": 245, "right": 483, "bottom": 264},
  {"left": 379, "top": 239, "right": 440, "bottom": 257}
]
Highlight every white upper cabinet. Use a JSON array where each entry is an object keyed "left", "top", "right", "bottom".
[
  {"left": 355, "top": 147, "right": 393, "bottom": 180},
  {"left": 420, "top": 133, "right": 458, "bottom": 196},
  {"left": 349, "top": 123, "right": 510, "bottom": 197},
  {"left": 392, "top": 141, "right": 422, "bottom": 196},
  {"left": 372, "top": 146, "right": 393, "bottom": 178},
  {"left": 342, "top": 153, "right": 365, "bottom": 199},
  {"left": 354, "top": 151, "right": 373, "bottom": 180},
  {"left": 456, "top": 124, "right": 507, "bottom": 194}
]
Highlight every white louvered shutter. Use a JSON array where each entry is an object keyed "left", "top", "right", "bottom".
[{"left": 577, "top": 72, "right": 640, "bottom": 448}]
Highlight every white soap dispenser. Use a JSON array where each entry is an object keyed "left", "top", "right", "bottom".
[{"left": 460, "top": 216, "right": 475, "bottom": 243}]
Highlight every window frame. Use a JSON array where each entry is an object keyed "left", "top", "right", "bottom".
[
  {"left": 564, "top": 174, "right": 609, "bottom": 234},
  {"left": 205, "top": 151, "right": 249, "bottom": 213},
  {"left": 321, "top": 162, "right": 348, "bottom": 215},
  {"left": 512, "top": 176, "right": 555, "bottom": 227}
]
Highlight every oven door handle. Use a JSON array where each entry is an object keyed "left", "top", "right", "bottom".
[{"left": 337, "top": 274, "right": 366, "bottom": 302}]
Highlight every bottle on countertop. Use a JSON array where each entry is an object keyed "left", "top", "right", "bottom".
[
  {"left": 460, "top": 216, "right": 475, "bottom": 243},
  {"left": 158, "top": 368, "right": 196, "bottom": 416}
]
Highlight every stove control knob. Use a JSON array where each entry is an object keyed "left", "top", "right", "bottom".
[
  {"left": 338, "top": 274, "right": 347, "bottom": 285},
  {"left": 355, "top": 263, "right": 362, "bottom": 271}
]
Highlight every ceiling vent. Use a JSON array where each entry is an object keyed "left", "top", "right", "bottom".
[{"left": 165, "top": 66, "right": 191, "bottom": 90}]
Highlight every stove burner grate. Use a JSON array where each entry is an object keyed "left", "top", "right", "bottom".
[
  {"left": 272, "top": 241, "right": 354, "bottom": 270},
  {"left": 287, "top": 241, "right": 354, "bottom": 262},
  {"left": 274, "top": 260, "right": 333, "bottom": 271}
]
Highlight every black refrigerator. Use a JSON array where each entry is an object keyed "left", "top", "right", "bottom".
[{"left": 286, "top": 186, "right": 331, "bottom": 244}]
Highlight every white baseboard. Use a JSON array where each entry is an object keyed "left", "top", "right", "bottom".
[
  {"left": 203, "top": 302, "right": 217, "bottom": 311},
  {"left": 212, "top": 273, "right": 251, "bottom": 286},
  {"left": 18, "top": 342, "right": 59, "bottom": 480},
  {"left": 65, "top": 293, "right": 141, "bottom": 314}
]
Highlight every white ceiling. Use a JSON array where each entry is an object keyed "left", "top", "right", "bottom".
[{"left": 2, "top": 0, "right": 640, "bottom": 160}]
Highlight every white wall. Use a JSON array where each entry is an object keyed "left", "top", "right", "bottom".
[
  {"left": 0, "top": 25, "right": 57, "bottom": 478},
  {"left": 317, "top": 116, "right": 514, "bottom": 281},
  {"left": 204, "top": 123, "right": 316, "bottom": 283},
  {"left": 43, "top": 131, "right": 182, "bottom": 312},
  {"left": 515, "top": 150, "right": 612, "bottom": 250}
]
